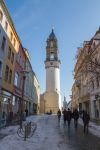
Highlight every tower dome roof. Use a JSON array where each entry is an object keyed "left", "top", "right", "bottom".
[{"left": 49, "top": 29, "right": 57, "bottom": 40}]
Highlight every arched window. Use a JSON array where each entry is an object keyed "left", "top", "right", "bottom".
[
  {"left": 50, "top": 53, "right": 54, "bottom": 60},
  {"left": 0, "top": 10, "right": 3, "bottom": 22}
]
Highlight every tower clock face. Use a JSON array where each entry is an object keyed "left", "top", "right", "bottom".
[{"left": 50, "top": 53, "right": 54, "bottom": 60}]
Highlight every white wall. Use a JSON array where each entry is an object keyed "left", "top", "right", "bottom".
[{"left": 46, "top": 67, "right": 60, "bottom": 93}]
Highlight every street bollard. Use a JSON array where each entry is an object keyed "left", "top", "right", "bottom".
[{"left": 24, "top": 122, "right": 31, "bottom": 141}]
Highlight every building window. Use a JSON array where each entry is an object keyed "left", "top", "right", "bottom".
[
  {"left": 20, "top": 79, "right": 23, "bottom": 89},
  {"left": 0, "top": 61, "right": 2, "bottom": 77},
  {"left": 5, "top": 21, "right": 8, "bottom": 31},
  {"left": 0, "top": 10, "right": 3, "bottom": 22},
  {"left": 10, "top": 32, "right": 13, "bottom": 42},
  {"left": 11, "top": 52, "right": 14, "bottom": 64},
  {"left": 50, "top": 62, "right": 53, "bottom": 65},
  {"left": 1, "top": 36, "right": 6, "bottom": 50},
  {"left": 8, "top": 47, "right": 11, "bottom": 60},
  {"left": 91, "top": 80, "right": 94, "bottom": 90},
  {"left": 22, "top": 61, "right": 25, "bottom": 69},
  {"left": 94, "top": 100, "right": 99, "bottom": 118},
  {"left": 96, "top": 77, "right": 99, "bottom": 88},
  {"left": 12, "top": 96, "right": 16, "bottom": 106},
  {"left": 5, "top": 65, "right": 9, "bottom": 81},
  {"left": 13, "top": 38, "right": 16, "bottom": 47},
  {"left": 20, "top": 56, "right": 22, "bottom": 66},
  {"left": 14, "top": 72, "right": 19, "bottom": 87},
  {"left": 9, "top": 69, "right": 12, "bottom": 83}
]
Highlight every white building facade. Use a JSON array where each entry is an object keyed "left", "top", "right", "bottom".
[{"left": 72, "top": 28, "right": 100, "bottom": 121}]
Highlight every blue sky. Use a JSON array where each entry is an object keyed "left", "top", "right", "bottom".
[{"left": 5, "top": 0, "right": 100, "bottom": 102}]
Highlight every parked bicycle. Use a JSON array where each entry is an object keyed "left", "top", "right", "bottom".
[{"left": 17, "top": 121, "right": 37, "bottom": 140}]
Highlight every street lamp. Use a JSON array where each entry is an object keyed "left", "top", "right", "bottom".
[
  {"left": 19, "top": 75, "right": 26, "bottom": 128},
  {"left": 19, "top": 70, "right": 31, "bottom": 128}
]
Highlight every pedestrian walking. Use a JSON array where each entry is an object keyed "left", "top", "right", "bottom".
[
  {"left": 25, "top": 108, "right": 28, "bottom": 117},
  {"left": 62, "top": 109, "right": 67, "bottom": 124},
  {"left": 57, "top": 109, "right": 61, "bottom": 122},
  {"left": 73, "top": 109, "right": 79, "bottom": 129},
  {"left": 82, "top": 110, "right": 90, "bottom": 134},
  {"left": 66, "top": 108, "right": 72, "bottom": 128}
]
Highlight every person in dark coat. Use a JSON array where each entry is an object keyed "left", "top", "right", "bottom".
[
  {"left": 66, "top": 108, "right": 72, "bottom": 128},
  {"left": 73, "top": 109, "right": 79, "bottom": 129},
  {"left": 62, "top": 109, "right": 67, "bottom": 124},
  {"left": 82, "top": 110, "right": 90, "bottom": 134},
  {"left": 25, "top": 109, "right": 28, "bottom": 117},
  {"left": 57, "top": 109, "right": 61, "bottom": 122}
]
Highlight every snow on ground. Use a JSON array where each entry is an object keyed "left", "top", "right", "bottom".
[
  {"left": 0, "top": 115, "right": 74, "bottom": 150},
  {"left": 78, "top": 118, "right": 100, "bottom": 138},
  {"left": 0, "top": 115, "right": 100, "bottom": 150}
]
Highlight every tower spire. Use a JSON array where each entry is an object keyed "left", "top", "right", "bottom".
[
  {"left": 52, "top": 27, "right": 54, "bottom": 32},
  {"left": 49, "top": 28, "right": 56, "bottom": 40}
]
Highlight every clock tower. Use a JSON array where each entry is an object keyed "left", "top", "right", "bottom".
[{"left": 44, "top": 29, "right": 61, "bottom": 113}]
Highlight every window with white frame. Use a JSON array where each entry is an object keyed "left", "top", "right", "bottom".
[{"left": 14, "top": 72, "right": 19, "bottom": 87}]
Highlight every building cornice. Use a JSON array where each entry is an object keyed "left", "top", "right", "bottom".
[{"left": 0, "top": 0, "right": 21, "bottom": 43}]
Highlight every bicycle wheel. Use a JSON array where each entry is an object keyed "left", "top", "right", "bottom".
[{"left": 27, "top": 123, "right": 37, "bottom": 138}]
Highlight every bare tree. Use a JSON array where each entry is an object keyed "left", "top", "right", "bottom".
[{"left": 77, "top": 29, "right": 100, "bottom": 77}]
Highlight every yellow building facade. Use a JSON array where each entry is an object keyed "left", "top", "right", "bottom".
[{"left": 0, "top": 0, "right": 20, "bottom": 114}]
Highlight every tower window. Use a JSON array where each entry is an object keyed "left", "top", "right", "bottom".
[{"left": 50, "top": 53, "right": 54, "bottom": 60}]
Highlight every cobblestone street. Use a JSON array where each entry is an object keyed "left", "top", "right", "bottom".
[
  {"left": 58, "top": 117, "right": 100, "bottom": 150},
  {"left": 37, "top": 115, "right": 100, "bottom": 150},
  {"left": 0, "top": 115, "right": 100, "bottom": 150}
]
